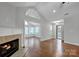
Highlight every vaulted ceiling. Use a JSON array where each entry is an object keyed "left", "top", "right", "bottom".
[{"left": 7, "top": 2, "right": 79, "bottom": 22}]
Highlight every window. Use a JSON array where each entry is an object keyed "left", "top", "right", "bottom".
[
  {"left": 35, "top": 26, "right": 40, "bottom": 34},
  {"left": 25, "top": 26, "right": 40, "bottom": 36},
  {"left": 25, "top": 27, "right": 28, "bottom": 35},
  {"left": 29, "top": 27, "right": 35, "bottom": 35},
  {"left": 24, "top": 21, "right": 40, "bottom": 37}
]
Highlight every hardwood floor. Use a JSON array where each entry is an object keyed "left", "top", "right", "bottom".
[
  {"left": 63, "top": 43, "right": 79, "bottom": 57},
  {"left": 24, "top": 38, "right": 79, "bottom": 57}
]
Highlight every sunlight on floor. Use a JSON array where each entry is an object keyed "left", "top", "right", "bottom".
[{"left": 55, "top": 40, "right": 63, "bottom": 57}]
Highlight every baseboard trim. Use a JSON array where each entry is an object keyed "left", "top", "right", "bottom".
[
  {"left": 40, "top": 39, "right": 49, "bottom": 41},
  {"left": 64, "top": 41, "right": 79, "bottom": 46},
  {"left": 40, "top": 37, "right": 55, "bottom": 42}
]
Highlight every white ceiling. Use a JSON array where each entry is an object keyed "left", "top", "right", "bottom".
[
  {"left": 25, "top": 8, "right": 41, "bottom": 19},
  {"left": 6, "top": 2, "right": 79, "bottom": 21},
  {"left": 7, "top": 2, "right": 39, "bottom": 7}
]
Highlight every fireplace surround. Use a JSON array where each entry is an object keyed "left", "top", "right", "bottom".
[{"left": 0, "top": 39, "right": 19, "bottom": 57}]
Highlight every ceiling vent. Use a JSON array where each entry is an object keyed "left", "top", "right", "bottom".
[
  {"left": 64, "top": 13, "right": 69, "bottom": 16},
  {"left": 59, "top": 2, "right": 70, "bottom": 8}
]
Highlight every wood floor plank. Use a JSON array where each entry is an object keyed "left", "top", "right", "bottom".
[{"left": 24, "top": 38, "right": 79, "bottom": 57}]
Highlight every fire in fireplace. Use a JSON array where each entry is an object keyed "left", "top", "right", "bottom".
[
  {"left": 1, "top": 44, "right": 11, "bottom": 50},
  {"left": 0, "top": 39, "right": 19, "bottom": 57}
]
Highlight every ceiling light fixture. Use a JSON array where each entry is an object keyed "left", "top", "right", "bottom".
[{"left": 53, "top": 10, "right": 56, "bottom": 13}]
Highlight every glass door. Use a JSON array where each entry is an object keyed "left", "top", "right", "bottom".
[{"left": 56, "top": 25, "right": 64, "bottom": 40}]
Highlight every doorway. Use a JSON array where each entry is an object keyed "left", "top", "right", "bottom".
[
  {"left": 52, "top": 20, "right": 64, "bottom": 57},
  {"left": 24, "top": 21, "right": 40, "bottom": 48}
]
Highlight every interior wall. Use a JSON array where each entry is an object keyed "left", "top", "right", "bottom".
[
  {"left": 64, "top": 14, "right": 79, "bottom": 45},
  {"left": 0, "top": 3, "right": 22, "bottom": 36},
  {"left": 0, "top": 28, "right": 22, "bottom": 36},
  {"left": 64, "top": 3, "right": 79, "bottom": 45},
  {"left": 0, "top": 3, "right": 16, "bottom": 28},
  {"left": 40, "top": 21, "right": 54, "bottom": 41}
]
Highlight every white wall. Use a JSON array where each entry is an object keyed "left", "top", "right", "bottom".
[
  {"left": 40, "top": 21, "right": 54, "bottom": 41},
  {"left": 0, "top": 3, "right": 16, "bottom": 28},
  {"left": 64, "top": 3, "right": 79, "bottom": 45},
  {"left": 16, "top": 7, "right": 26, "bottom": 29},
  {"left": 0, "top": 3, "right": 22, "bottom": 36},
  {"left": 0, "top": 28, "right": 22, "bottom": 36},
  {"left": 64, "top": 14, "right": 79, "bottom": 45}
]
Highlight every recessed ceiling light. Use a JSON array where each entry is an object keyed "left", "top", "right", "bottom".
[{"left": 53, "top": 10, "right": 56, "bottom": 13}]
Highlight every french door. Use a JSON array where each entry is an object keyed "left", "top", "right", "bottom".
[{"left": 56, "top": 25, "right": 64, "bottom": 40}]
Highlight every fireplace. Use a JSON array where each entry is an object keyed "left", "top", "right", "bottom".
[{"left": 0, "top": 39, "right": 19, "bottom": 57}]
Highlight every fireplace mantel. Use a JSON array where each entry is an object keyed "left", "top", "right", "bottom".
[
  {"left": 0, "top": 34, "right": 21, "bottom": 44},
  {"left": 0, "top": 34, "right": 22, "bottom": 50}
]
